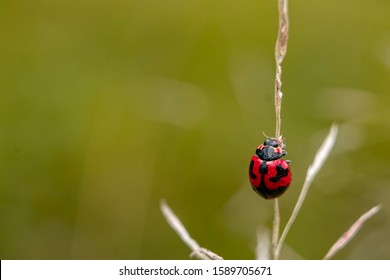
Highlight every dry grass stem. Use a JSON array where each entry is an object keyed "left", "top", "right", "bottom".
[
  {"left": 160, "top": 199, "right": 223, "bottom": 260},
  {"left": 275, "top": 0, "right": 289, "bottom": 65},
  {"left": 160, "top": 199, "right": 199, "bottom": 251},
  {"left": 190, "top": 248, "right": 224, "bottom": 260},
  {"left": 305, "top": 125, "right": 339, "bottom": 182},
  {"left": 323, "top": 205, "right": 382, "bottom": 260},
  {"left": 271, "top": 198, "right": 280, "bottom": 259},
  {"left": 274, "top": 0, "right": 289, "bottom": 140},
  {"left": 272, "top": 0, "right": 289, "bottom": 260},
  {"left": 274, "top": 124, "right": 339, "bottom": 259}
]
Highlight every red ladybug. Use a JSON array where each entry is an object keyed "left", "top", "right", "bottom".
[{"left": 249, "top": 138, "right": 291, "bottom": 199}]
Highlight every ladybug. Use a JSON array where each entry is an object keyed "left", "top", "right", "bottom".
[{"left": 249, "top": 138, "right": 291, "bottom": 199}]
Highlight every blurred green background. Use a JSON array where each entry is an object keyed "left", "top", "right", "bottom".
[{"left": 1, "top": 0, "right": 390, "bottom": 260}]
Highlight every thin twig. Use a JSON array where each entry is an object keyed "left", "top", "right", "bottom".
[
  {"left": 160, "top": 199, "right": 199, "bottom": 251},
  {"left": 323, "top": 205, "right": 382, "bottom": 260},
  {"left": 160, "top": 199, "right": 223, "bottom": 260},
  {"left": 271, "top": 0, "right": 289, "bottom": 261},
  {"left": 271, "top": 199, "right": 280, "bottom": 259},
  {"left": 274, "top": 124, "right": 339, "bottom": 259},
  {"left": 274, "top": 0, "right": 289, "bottom": 140}
]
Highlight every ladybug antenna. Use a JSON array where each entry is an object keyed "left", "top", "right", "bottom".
[{"left": 262, "top": 131, "right": 271, "bottom": 139}]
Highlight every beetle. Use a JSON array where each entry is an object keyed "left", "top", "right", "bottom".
[{"left": 249, "top": 138, "right": 291, "bottom": 199}]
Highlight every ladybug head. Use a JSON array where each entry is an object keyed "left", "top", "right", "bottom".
[{"left": 256, "top": 138, "right": 287, "bottom": 161}]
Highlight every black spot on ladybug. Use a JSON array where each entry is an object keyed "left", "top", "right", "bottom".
[
  {"left": 269, "top": 164, "right": 289, "bottom": 183},
  {"left": 249, "top": 159, "right": 257, "bottom": 179},
  {"left": 259, "top": 161, "right": 268, "bottom": 174},
  {"left": 252, "top": 184, "right": 288, "bottom": 200}
]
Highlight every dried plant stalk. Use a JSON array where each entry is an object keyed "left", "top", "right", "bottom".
[
  {"left": 160, "top": 199, "right": 223, "bottom": 260},
  {"left": 323, "top": 205, "right": 382, "bottom": 260},
  {"left": 274, "top": 124, "right": 339, "bottom": 259},
  {"left": 275, "top": 0, "right": 289, "bottom": 64},
  {"left": 272, "top": 0, "right": 289, "bottom": 260},
  {"left": 274, "top": 0, "right": 289, "bottom": 140},
  {"left": 271, "top": 199, "right": 280, "bottom": 259}
]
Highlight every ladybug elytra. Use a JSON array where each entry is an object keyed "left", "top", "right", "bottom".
[{"left": 249, "top": 138, "right": 291, "bottom": 199}]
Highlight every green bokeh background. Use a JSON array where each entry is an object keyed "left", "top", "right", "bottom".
[{"left": 1, "top": 0, "right": 390, "bottom": 259}]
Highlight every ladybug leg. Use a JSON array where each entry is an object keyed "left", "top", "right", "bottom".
[{"left": 285, "top": 160, "right": 291, "bottom": 164}]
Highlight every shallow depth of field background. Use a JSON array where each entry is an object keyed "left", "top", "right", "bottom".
[{"left": 1, "top": 0, "right": 390, "bottom": 259}]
